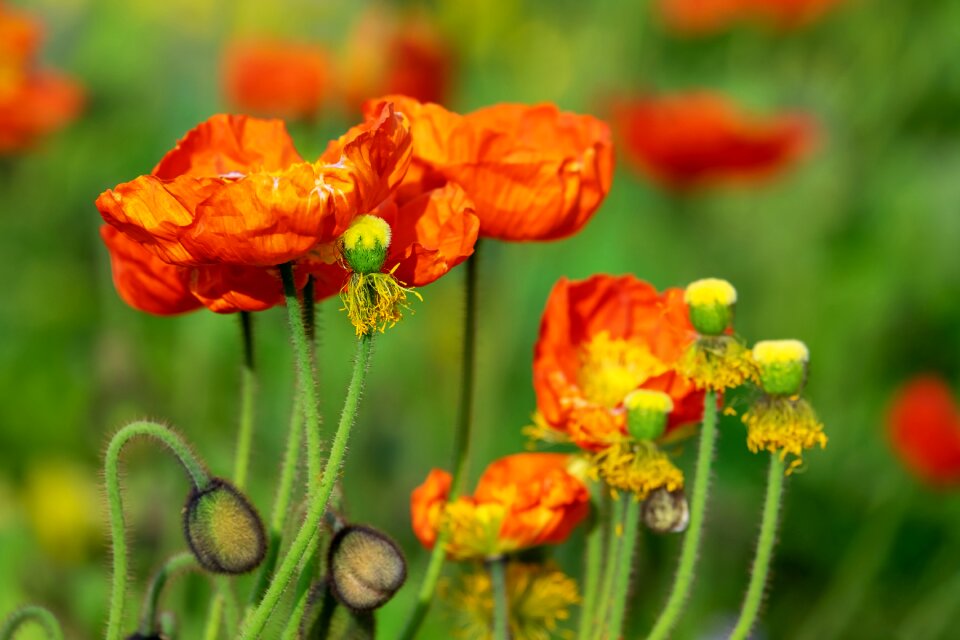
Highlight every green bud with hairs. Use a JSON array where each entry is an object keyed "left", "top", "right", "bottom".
[{"left": 183, "top": 478, "right": 266, "bottom": 574}]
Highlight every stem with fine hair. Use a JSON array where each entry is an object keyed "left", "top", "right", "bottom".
[
  {"left": 646, "top": 390, "right": 718, "bottom": 640},
  {"left": 489, "top": 556, "right": 510, "bottom": 640},
  {"left": 576, "top": 492, "right": 608, "bottom": 640},
  {"left": 607, "top": 496, "right": 641, "bottom": 638},
  {"left": 0, "top": 606, "right": 64, "bottom": 640},
  {"left": 233, "top": 311, "right": 256, "bottom": 490},
  {"left": 241, "top": 336, "right": 374, "bottom": 640},
  {"left": 730, "top": 454, "right": 786, "bottom": 640},
  {"left": 105, "top": 421, "right": 211, "bottom": 640},
  {"left": 400, "top": 241, "right": 481, "bottom": 640},
  {"left": 138, "top": 552, "right": 196, "bottom": 635},
  {"left": 594, "top": 492, "right": 627, "bottom": 640}
]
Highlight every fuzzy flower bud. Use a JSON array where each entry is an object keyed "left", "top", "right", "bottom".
[
  {"left": 624, "top": 389, "right": 673, "bottom": 441},
  {"left": 183, "top": 478, "right": 266, "bottom": 574},
  {"left": 328, "top": 525, "right": 407, "bottom": 611},
  {"left": 341, "top": 215, "right": 391, "bottom": 274},
  {"left": 753, "top": 339, "right": 809, "bottom": 396},
  {"left": 684, "top": 278, "right": 737, "bottom": 336},
  {"left": 642, "top": 487, "right": 689, "bottom": 534}
]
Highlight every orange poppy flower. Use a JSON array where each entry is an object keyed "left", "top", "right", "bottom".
[
  {"left": 612, "top": 92, "right": 816, "bottom": 190},
  {"left": 363, "top": 95, "right": 614, "bottom": 242},
  {"left": 659, "top": 0, "right": 844, "bottom": 34},
  {"left": 533, "top": 275, "right": 705, "bottom": 451},
  {"left": 0, "top": 3, "right": 83, "bottom": 153},
  {"left": 222, "top": 40, "right": 329, "bottom": 120},
  {"left": 410, "top": 453, "right": 590, "bottom": 560},
  {"left": 341, "top": 7, "right": 453, "bottom": 111},
  {"left": 888, "top": 376, "right": 960, "bottom": 486}
]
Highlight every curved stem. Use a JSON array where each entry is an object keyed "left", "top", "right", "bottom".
[
  {"left": 646, "top": 390, "right": 718, "bottom": 640},
  {"left": 138, "top": 552, "right": 196, "bottom": 635},
  {"left": 607, "top": 496, "right": 641, "bottom": 638},
  {"left": 105, "top": 421, "right": 211, "bottom": 640},
  {"left": 0, "top": 606, "right": 64, "bottom": 640},
  {"left": 730, "top": 454, "right": 786, "bottom": 640},
  {"left": 576, "top": 492, "right": 608, "bottom": 640},
  {"left": 233, "top": 311, "right": 256, "bottom": 491},
  {"left": 240, "top": 336, "right": 374, "bottom": 640},
  {"left": 202, "top": 594, "right": 224, "bottom": 640},
  {"left": 400, "top": 242, "right": 481, "bottom": 639},
  {"left": 488, "top": 557, "right": 510, "bottom": 640}
]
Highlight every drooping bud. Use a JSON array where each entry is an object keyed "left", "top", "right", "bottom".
[
  {"left": 684, "top": 278, "right": 737, "bottom": 335},
  {"left": 642, "top": 487, "right": 689, "bottom": 534},
  {"left": 752, "top": 339, "right": 809, "bottom": 396},
  {"left": 341, "top": 215, "right": 391, "bottom": 274},
  {"left": 183, "top": 478, "right": 266, "bottom": 574},
  {"left": 327, "top": 525, "right": 407, "bottom": 611},
  {"left": 623, "top": 389, "right": 673, "bottom": 441}
]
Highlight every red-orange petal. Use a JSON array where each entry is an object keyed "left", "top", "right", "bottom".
[
  {"left": 410, "top": 468, "right": 452, "bottom": 549},
  {"left": 0, "top": 70, "right": 84, "bottom": 153},
  {"left": 888, "top": 376, "right": 960, "bottom": 486},
  {"left": 189, "top": 264, "right": 292, "bottom": 314},
  {"left": 222, "top": 41, "right": 329, "bottom": 120}
]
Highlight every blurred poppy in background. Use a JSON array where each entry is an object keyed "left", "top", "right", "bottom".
[
  {"left": 611, "top": 91, "right": 816, "bottom": 191},
  {"left": 658, "top": 0, "right": 845, "bottom": 34},
  {"left": 341, "top": 5, "right": 454, "bottom": 111},
  {"left": 0, "top": 2, "right": 83, "bottom": 153},
  {"left": 888, "top": 375, "right": 960, "bottom": 486},
  {"left": 222, "top": 40, "right": 330, "bottom": 121}
]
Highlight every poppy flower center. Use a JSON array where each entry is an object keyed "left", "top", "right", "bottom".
[{"left": 577, "top": 332, "right": 668, "bottom": 409}]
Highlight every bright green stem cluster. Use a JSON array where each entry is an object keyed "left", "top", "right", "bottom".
[
  {"left": 589, "top": 493, "right": 641, "bottom": 640},
  {"left": 730, "top": 454, "right": 786, "bottom": 640},
  {"left": 576, "top": 496, "right": 606, "bottom": 640},
  {"left": 400, "top": 242, "right": 481, "bottom": 639},
  {"left": 0, "top": 606, "right": 64, "bottom": 640},
  {"left": 647, "top": 390, "right": 718, "bottom": 640},
  {"left": 607, "top": 497, "right": 642, "bottom": 636},
  {"left": 105, "top": 421, "right": 211, "bottom": 640},
  {"left": 138, "top": 552, "right": 196, "bottom": 635},
  {"left": 240, "top": 336, "right": 374, "bottom": 640},
  {"left": 489, "top": 557, "right": 510, "bottom": 640}
]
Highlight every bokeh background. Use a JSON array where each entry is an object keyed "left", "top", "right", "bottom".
[{"left": 3, "top": 0, "right": 960, "bottom": 638}]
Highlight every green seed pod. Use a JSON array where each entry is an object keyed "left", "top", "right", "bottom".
[
  {"left": 642, "top": 487, "right": 689, "bottom": 534},
  {"left": 341, "top": 215, "right": 391, "bottom": 274},
  {"left": 752, "top": 339, "right": 809, "bottom": 396},
  {"left": 624, "top": 389, "right": 673, "bottom": 441},
  {"left": 183, "top": 478, "right": 266, "bottom": 574},
  {"left": 328, "top": 525, "right": 407, "bottom": 612},
  {"left": 684, "top": 278, "right": 737, "bottom": 336}
]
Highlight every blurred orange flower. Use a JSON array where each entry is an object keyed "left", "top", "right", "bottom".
[
  {"left": 659, "top": 0, "right": 844, "bottom": 34},
  {"left": 0, "top": 3, "right": 83, "bottom": 153},
  {"left": 533, "top": 275, "right": 705, "bottom": 451},
  {"left": 96, "top": 104, "right": 412, "bottom": 313},
  {"left": 222, "top": 40, "right": 329, "bottom": 120},
  {"left": 888, "top": 375, "right": 960, "bottom": 486},
  {"left": 612, "top": 92, "right": 816, "bottom": 190},
  {"left": 341, "top": 6, "right": 453, "bottom": 111},
  {"left": 411, "top": 453, "right": 589, "bottom": 560},
  {"left": 364, "top": 95, "right": 614, "bottom": 241}
]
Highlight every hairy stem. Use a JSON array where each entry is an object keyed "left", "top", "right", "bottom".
[
  {"left": 240, "top": 336, "right": 374, "bottom": 639},
  {"left": 489, "top": 556, "right": 510, "bottom": 640},
  {"left": 730, "top": 454, "right": 785, "bottom": 640},
  {"left": 646, "top": 390, "right": 718, "bottom": 640},
  {"left": 105, "top": 421, "right": 210, "bottom": 640},
  {"left": 138, "top": 552, "right": 196, "bottom": 635},
  {"left": 233, "top": 311, "right": 256, "bottom": 491},
  {"left": 594, "top": 493, "right": 627, "bottom": 640},
  {"left": 576, "top": 492, "right": 608, "bottom": 640},
  {"left": 0, "top": 606, "right": 64, "bottom": 640},
  {"left": 400, "top": 242, "right": 481, "bottom": 639},
  {"left": 607, "top": 496, "right": 641, "bottom": 637}
]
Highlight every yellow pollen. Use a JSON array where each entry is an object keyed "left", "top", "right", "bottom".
[
  {"left": 684, "top": 278, "right": 737, "bottom": 307},
  {"left": 742, "top": 396, "right": 827, "bottom": 474},
  {"left": 577, "top": 332, "right": 668, "bottom": 408},
  {"left": 752, "top": 339, "right": 809, "bottom": 365},
  {"left": 679, "top": 335, "right": 758, "bottom": 392},
  {"left": 441, "top": 501, "right": 508, "bottom": 561},
  {"left": 624, "top": 389, "right": 674, "bottom": 414},
  {"left": 342, "top": 214, "right": 391, "bottom": 251},
  {"left": 590, "top": 442, "right": 684, "bottom": 500},
  {"left": 339, "top": 267, "right": 421, "bottom": 337}
]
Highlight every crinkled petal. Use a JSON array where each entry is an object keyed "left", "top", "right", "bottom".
[{"left": 188, "top": 264, "right": 300, "bottom": 313}]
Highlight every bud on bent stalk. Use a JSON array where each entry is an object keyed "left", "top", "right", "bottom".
[
  {"left": 183, "top": 478, "right": 267, "bottom": 574},
  {"left": 327, "top": 525, "right": 407, "bottom": 611}
]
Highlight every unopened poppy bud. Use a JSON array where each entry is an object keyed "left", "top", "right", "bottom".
[
  {"left": 328, "top": 525, "right": 407, "bottom": 611},
  {"left": 341, "top": 215, "right": 391, "bottom": 274},
  {"left": 624, "top": 389, "right": 673, "bottom": 441},
  {"left": 684, "top": 278, "right": 737, "bottom": 335},
  {"left": 752, "top": 339, "right": 809, "bottom": 396},
  {"left": 642, "top": 487, "right": 689, "bottom": 534},
  {"left": 183, "top": 478, "right": 266, "bottom": 574}
]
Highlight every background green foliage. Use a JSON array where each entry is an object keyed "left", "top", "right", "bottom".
[{"left": 2, "top": 0, "right": 960, "bottom": 638}]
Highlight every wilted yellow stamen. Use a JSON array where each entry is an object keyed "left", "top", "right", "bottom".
[
  {"left": 590, "top": 442, "right": 684, "bottom": 500},
  {"left": 522, "top": 411, "right": 572, "bottom": 449},
  {"left": 752, "top": 339, "right": 809, "bottom": 365},
  {"left": 578, "top": 332, "right": 668, "bottom": 408},
  {"left": 441, "top": 562, "right": 580, "bottom": 640},
  {"left": 339, "top": 267, "right": 422, "bottom": 337},
  {"left": 684, "top": 278, "right": 737, "bottom": 307},
  {"left": 742, "top": 396, "right": 827, "bottom": 474},
  {"left": 343, "top": 214, "right": 391, "bottom": 251},
  {"left": 679, "top": 335, "right": 758, "bottom": 392}
]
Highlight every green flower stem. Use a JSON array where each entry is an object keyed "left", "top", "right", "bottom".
[
  {"left": 576, "top": 492, "right": 608, "bottom": 640},
  {"left": 607, "top": 496, "right": 642, "bottom": 638},
  {"left": 488, "top": 556, "right": 510, "bottom": 640},
  {"left": 646, "top": 389, "right": 718, "bottom": 640},
  {"left": 280, "top": 574, "right": 315, "bottom": 640},
  {"left": 400, "top": 241, "right": 481, "bottom": 640},
  {"left": 138, "top": 552, "right": 196, "bottom": 635},
  {"left": 202, "top": 594, "right": 224, "bottom": 640},
  {"left": 594, "top": 493, "right": 628, "bottom": 640},
  {"left": 105, "top": 421, "right": 211, "bottom": 640},
  {"left": 730, "top": 454, "right": 786, "bottom": 640},
  {"left": 240, "top": 336, "right": 374, "bottom": 640},
  {"left": 0, "top": 606, "right": 63, "bottom": 640},
  {"left": 219, "top": 578, "right": 239, "bottom": 639},
  {"left": 233, "top": 311, "right": 256, "bottom": 491},
  {"left": 283, "top": 533, "right": 321, "bottom": 637}
]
